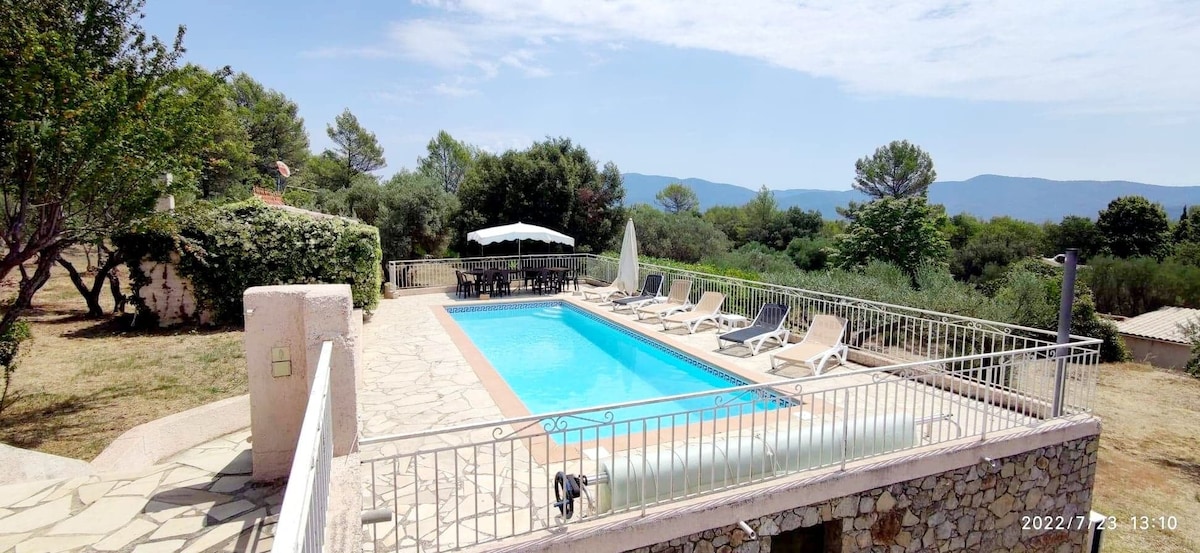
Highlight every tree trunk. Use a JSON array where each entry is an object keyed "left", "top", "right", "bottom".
[
  {"left": 0, "top": 246, "right": 61, "bottom": 338},
  {"left": 57, "top": 256, "right": 105, "bottom": 318},
  {"left": 109, "top": 271, "right": 126, "bottom": 314},
  {"left": 57, "top": 248, "right": 124, "bottom": 319}
]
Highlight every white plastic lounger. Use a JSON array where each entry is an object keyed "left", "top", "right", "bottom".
[
  {"left": 581, "top": 279, "right": 628, "bottom": 302},
  {"left": 635, "top": 279, "right": 693, "bottom": 321},
  {"left": 769, "top": 315, "right": 848, "bottom": 375},
  {"left": 661, "top": 291, "right": 725, "bottom": 333},
  {"left": 716, "top": 303, "right": 791, "bottom": 356}
]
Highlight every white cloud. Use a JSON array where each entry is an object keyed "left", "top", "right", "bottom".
[
  {"left": 369, "top": 0, "right": 1199, "bottom": 115},
  {"left": 432, "top": 82, "right": 480, "bottom": 97}
]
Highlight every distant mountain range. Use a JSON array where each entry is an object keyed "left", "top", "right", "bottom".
[{"left": 621, "top": 173, "right": 1200, "bottom": 221}]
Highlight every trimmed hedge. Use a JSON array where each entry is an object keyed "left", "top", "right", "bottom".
[{"left": 117, "top": 200, "right": 381, "bottom": 324}]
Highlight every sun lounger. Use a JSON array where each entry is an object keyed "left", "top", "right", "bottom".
[
  {"left": 635, "top": 279, "right": 693, "bottom": 321},
  {"left": 769, "top": 315, "right": 848, "bottom": 374},
  {"left": 717, "top": 303, "right": 791, "bottom": 355},
  {"left": 611, "top": 274, "right": 664, "bottom": 312},
  {"left": 581, "top": 279, "right": 628, "bottom": 302},
  {"left": 661, "top": 291, "right": 725, "bottom": 333}
]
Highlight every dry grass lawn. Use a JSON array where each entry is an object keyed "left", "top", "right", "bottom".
[
  {"left": 0, "top": 254, "right": 246, "bottom": 460},
  {"left": 1093, "top": 362, "right": 1200, "bottom": 552}
]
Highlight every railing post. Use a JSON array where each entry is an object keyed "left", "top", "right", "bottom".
[{"left": 1053, "top": 248, "right": 1078, "bottom": 418}]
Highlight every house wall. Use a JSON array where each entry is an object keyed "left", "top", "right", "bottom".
[
  {"left": 1122, "top": 335, "right": 1191, "bottom": 369},
  {"left": 624, "top": 435, "right": 1098, "bottom": 553},
  {"left": 137, "top": 255, "right": 210, "bottom": 327}
]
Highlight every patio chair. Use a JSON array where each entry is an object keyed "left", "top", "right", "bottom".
[
  {"left": 454, "top": 270, "right": 474, "bottom": 298},
  {"left": 532, "top": 268, "right": 553, "bottom": 295},
  {"left": 581, "top": 279, "right": 629, "bottom": 302},
  {"left": 661, "top": 291, "right": 725, "bottom": 333},
  {"left": 635, "top": 279, "right": 693, "bottom": 321},
  {"left": 769, "top": 315, "right": 848, "bottom": 375},
  {"left": 716, "top": 303, "right": 791, "bottom": 355},
  {"left": 562, "top": 268, "right": 580, "bottom": 291},
  {"left": 477, "top": 269, "right": 497, "bottom": 296},
  {"left": 611, "top": 274, "right": 664, "bottom": 312},
  {"left": 491, "top": 269, "right": 511, "bottom": 297}
]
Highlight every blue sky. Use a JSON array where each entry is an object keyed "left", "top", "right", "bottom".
[{"left": 143, "top": 0, "right": 1200, "bottom": 190}]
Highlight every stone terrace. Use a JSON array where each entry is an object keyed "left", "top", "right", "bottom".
[
  {"left": 357, "top": 287, "right": 1049, "bottom": 552},
  {"left": 0, "top": 430, "right": 278, "bottom": 553}
]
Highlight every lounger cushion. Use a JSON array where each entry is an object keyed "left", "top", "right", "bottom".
[
  {"left": 773, "top": 342, "right": 829, "bottom": 363},
  {"left": 719, "top": 325, "right": 775, "bottom": 344},
  {"left": 613, "top": 294, "right": 654, "bottom": 305}
]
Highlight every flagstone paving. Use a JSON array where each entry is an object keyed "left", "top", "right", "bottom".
[{"left": 0, "top": 430, "right": 280, "bottom": 553}]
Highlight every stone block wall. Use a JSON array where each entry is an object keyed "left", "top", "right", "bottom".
[{"left": 625, "top": 435, "right": 1098, "bottom": 553}]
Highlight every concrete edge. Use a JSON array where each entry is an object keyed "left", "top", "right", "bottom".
[
  {"left": 477, "top": 415, "right": 1101, "bottom": 553},
  {"left": 90, "top": 394, "right": 251, "bottom": 473},
  {"left": 0, "top": 443, "right": 94, "bottom": 486},
  {"left": 327, "top": 452, "right": 363, "bottom": 553}
]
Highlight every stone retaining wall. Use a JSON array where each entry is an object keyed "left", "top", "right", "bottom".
[{"left": 625, "top": 435, "right": 1098, "bottom": 553}]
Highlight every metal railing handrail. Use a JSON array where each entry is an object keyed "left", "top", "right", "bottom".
[
  {"left": 388, "top": 253, "right": 1096, "bottom": 344},
  {"left": 274, "top": 341, "right": 334, "bottom": 553},
  {"left": 388, "top": 253, "right": 589, "bottom": 265},
  {"left": 359, "top": 337, "right": 1098, "bottom": 446},
  {"left": 613, "top": 255, "right": 1096, "bottom": 344}
]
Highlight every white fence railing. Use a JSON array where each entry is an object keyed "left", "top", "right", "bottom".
[
  {"left": 360, "top": 340, "right": 1099, "bottom": 552},
  {"left": 274, "top": 341, "right": 335, "bottom": 553},
  {"left": 388, "top": 254, "right": 593, "bottom": 290},
  {"left": 388, "top": 254, "right": 1098, "bottom": 372}
]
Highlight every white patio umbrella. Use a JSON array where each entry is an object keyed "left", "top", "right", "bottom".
[
  {"left": 466, "top": 222, "right": 575, "bottom": 258},
  {"left": 616, "top": 219, "right": 640, "bottom": 292}
]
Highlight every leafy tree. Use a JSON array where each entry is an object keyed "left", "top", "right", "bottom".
[
  {"left": 1, "top": 0, "right": 212, "bottom": 331},
  {"left": 1096, "top": 195, "right": 1171, "bottom": 258},
  {"left": 1083, "top": 256, "right": 1200, "bottom": 316},
  {"left": 703, "top": 205, "right": 746, "bottom": 245},
  {"left": 703, "top": 243, "right": 796, "bottom": 274},
  {"left": 418, "top": 130, "right": 475, "bottom": 194},
  {"left": 945, "top": 213, "right": 983, "bottom": 249},
  {"left": 1173, "top": 205, "right": 1200, "bottom": 244},
  {"left": 455, "top": 137, "right": 624, "bottom": 253},
  {"left": 655, "top": 183, "right": 700, "bottom": 214},
  {"left": 229, "top": 73, "right": 309, "bottom": 186},
  {"left": 786, "top": 236, "right": 832, "bottom": 270},
  {"left": 852, "top": 140, "right": 937, "bottom": 199},
  {"left": 950, "top": 217, "right": 1045, "bottom": 284},
  {"left": 831, "top": 197, "right": 949, "bottom": 278},
  {"left": 627, "top": 204, "right": 729, "bottom": 263},
  {"left": 740, "top": 186, "right": 781, "bottom": 245},
  {"left": 1179, "top": 318, "right": 1200, "bottom": 376},
  {"left": 322, "top": 108, "right": 385, "bottom": 190},
  {"left": 1043, "top": 215, "right": 1103, "bottom": 261},
  {"left": 763, "top": 207, "right": 823, "bottom": 250},
  {"left": 177, "top": 66, "right": 255, "bottom": 200}
]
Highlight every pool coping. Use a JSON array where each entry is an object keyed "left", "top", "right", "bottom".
[{"left": 430, "top": 296, "right": 834, "bottom": 464}]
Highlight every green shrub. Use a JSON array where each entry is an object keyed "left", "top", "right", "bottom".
[
  {"left": 1083, "top": 256, "right": 1200, "bottom": 316},
  {"left": 1180, "top": 318, "right": 1200, "bottom": 377},
  {"left": 702, "top": 243, "right": 797, "bottom": 275},
  {"left": 117, "top": 199, "right": 382, "bottom": 324},
  {"left": 0, "top": 319, "right": 31, "bottom": 414},
  {"left": 786, "top": 236, "right": 832, "bottom": 271}
]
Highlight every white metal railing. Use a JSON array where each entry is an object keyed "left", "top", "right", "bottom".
[
  {"left": 387, "top": 254, "right": 593, "bottom": 290},
  {"left": 275, "top": 341, "right": 335, "bottom": 553},
  {"left": 388, "top": 254, "right": 1097, "bottom": 367},
  {"left": 360, "top": 337, "right": 1100, "bottom": 552}
]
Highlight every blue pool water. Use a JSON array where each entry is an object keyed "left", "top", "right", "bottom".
[{"left": 447, "top": 301, "right": 780, "bottom": 440}]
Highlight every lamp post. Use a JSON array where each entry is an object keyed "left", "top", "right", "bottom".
[{"left": 1052, "top": 248, "right": 1079, "bottom": 417}]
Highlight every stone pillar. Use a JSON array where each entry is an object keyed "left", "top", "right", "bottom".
[{"left": 243, "top": 284, "right": 361, "bottom": 482}]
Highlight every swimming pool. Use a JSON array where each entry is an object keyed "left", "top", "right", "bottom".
[{"left": 446, "top": 301, "right": 782, "bottom": 440}]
